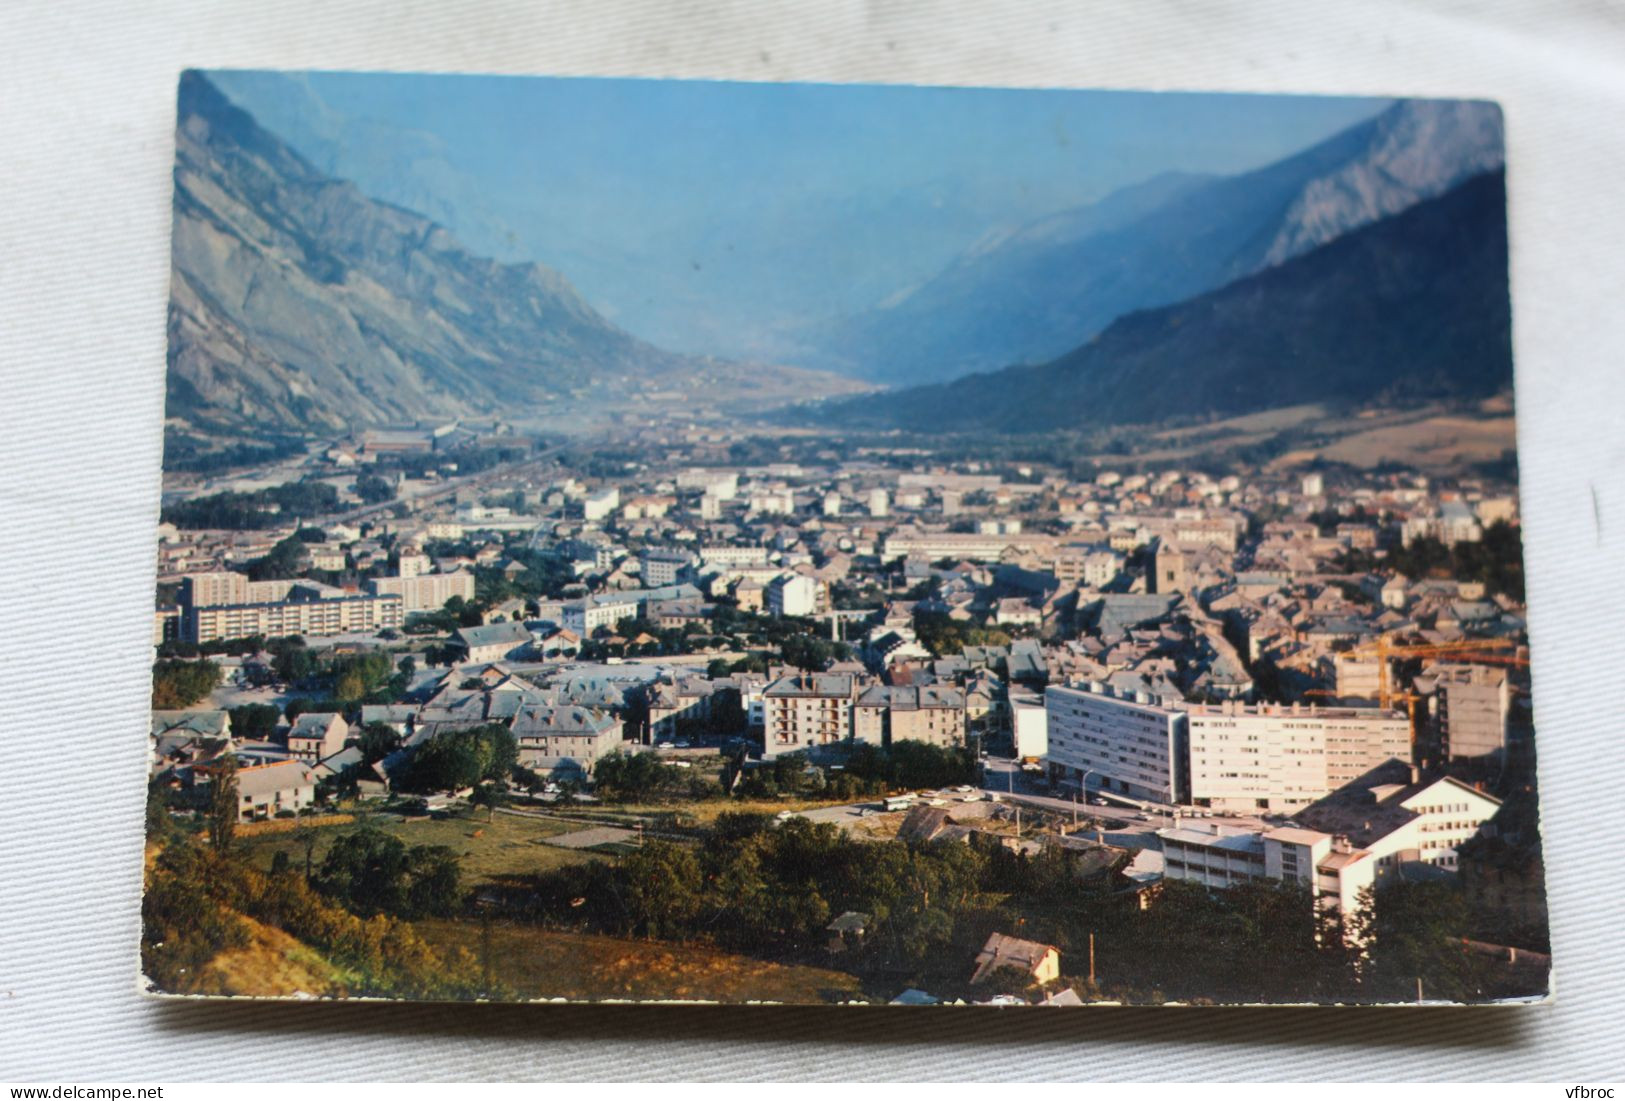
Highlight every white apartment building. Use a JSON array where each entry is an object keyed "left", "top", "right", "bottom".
[
  {"left": 1010, "top": 692, "right": 1049, "bottom": 759},
  {"left": 700, "top": 545, "right": 771, "bottom": 568},
  {"left": 563, "top": 594, "right": 641, "bottom": 636},
  {"left": 186, "top": 592, "right": 403, "bottom": 644},
  {"left": 1052, "top": 548, "right": 1124, "bottom": 588},
  {"left": 1044, "top": 683, "right": 1187, "bottom": 803},
  {"left": 639, "top": 549, "right": 692, "bottom": 587},
  {"left": 582, "top": 487, "right": 620, "bottom": 522},
  {"left": 366, "top": 569, "right": 475, "bottom": 613},
  {"left": 1158, "top": 822, "right": 1380, "bottom": 928},
  {"left": 1185, "top": 701, "right": 1410, "bottom": 813},
  {"left": 397, "top": 551, "right": 431, "bottom": 578},
  {"left": 1294, "top": 761, "right": 1503, "bottom": 872},
  {"left": 767, "top": 573, "right": 824, "bottom": 617},
  {"left": 762, "top": 673, "right": 858, "bottom": 759},
  {"left": 676, "top": 469, "right": 738, "bottom": 500},
  {"left": 868, "top": 488, "right": 890, "bottom": 518},
  {"left": 1044, "top": 684, "right": 1410, "bottom": 812}
]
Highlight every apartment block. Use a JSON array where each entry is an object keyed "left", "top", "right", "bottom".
[
  {"left": 1185, "top": 702, "right": 1410, "bottom": 813},
  {"left": 852, "top": 685, "right": 966, "bottom": 749},
  {"left": 185, "top": 592, "right": 404, "bottom": 644},
  {"left": 763, "top": 673, "right": 859, "bottom": 759},
  {"left": 1044, "top": 683, "right": 1188, "bottom": 803},
  {"left": 366, "top": 569, "right": 475, "bottom": 613}
]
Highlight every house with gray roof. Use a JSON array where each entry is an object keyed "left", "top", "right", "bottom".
[
  {"left": 452, "top": 621, "right": 534, "bottom": 664},
  {"left": 509, "top": 703, "right": 622, "bottom": 778}
]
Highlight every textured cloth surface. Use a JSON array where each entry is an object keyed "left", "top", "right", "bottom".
[{"left": 1, "top": 0, "right": 1621, "bottom": 1081}]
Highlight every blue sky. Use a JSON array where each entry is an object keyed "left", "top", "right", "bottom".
[{"left": 209, "top": 71, "right": 1389, "bottom": 358}]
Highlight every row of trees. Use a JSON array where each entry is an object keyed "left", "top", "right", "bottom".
[
  {"left": 159, "top": 480, "right": 340, "bottom": 530},
  {"left": 510, "top": 813, "right": 1515, "bottom": 1004}
]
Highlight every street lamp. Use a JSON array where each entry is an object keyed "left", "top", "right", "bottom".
[{"left": 1072, "top": 768, "right": 1096, "bottom": 829}]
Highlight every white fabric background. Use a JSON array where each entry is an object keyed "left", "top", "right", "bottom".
[{"left": 2, "top": 0, "right": 1622, "bottom": 1082}]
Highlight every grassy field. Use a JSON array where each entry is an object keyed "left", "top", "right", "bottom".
[
  {"left": 415, "top": 919, "right": 866, "bottom": 1004},
  {"left": 238, "top": 808, "right": 602, "bottom": 884},
  {"left": 599, "top": 794, "right": 874, "bottom": 827}
]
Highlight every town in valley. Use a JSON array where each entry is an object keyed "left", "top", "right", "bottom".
[
  {"left": 142, "top": 73, "right": 1541, "bottom": 1006},
  {"left": 147, "top": 408, "right": 1544, "bottom": 1005}
]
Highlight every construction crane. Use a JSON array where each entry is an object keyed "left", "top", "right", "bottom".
[{"left": 1338, "top": 636, "right": 1528, "bottom": 710}]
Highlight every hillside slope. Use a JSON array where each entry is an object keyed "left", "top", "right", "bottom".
[
  {"left": 167, "top": 72, "right": 863, "bottom": 437},
  {"left": 800, "top": 98, "right": 1504, "bottom": 386},
  {"left": 805, "top": 170, "right": 1511, "bottom": 434}
]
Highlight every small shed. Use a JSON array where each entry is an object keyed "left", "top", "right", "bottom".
[{"left": 825, "top": 910, "right": 873, "bottom": 954}]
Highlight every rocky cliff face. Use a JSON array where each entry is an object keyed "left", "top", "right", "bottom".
[{"left": 167, "top": 71, "right": 794, "bottom": 437}]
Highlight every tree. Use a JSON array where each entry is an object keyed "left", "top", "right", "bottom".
[
  {"left": 228, "top": 703, "right": 280, "bottom": 742},
  {"left": 470, "top": 781, "right": 510, "bottom": 822},
  {"left": 781, "top": 633, "right": 838, "bottom": 672},
  {"left": 357, "top": 721, "right": 403, "bottom": 764},
  {"left": 1363, "top": 881, "right": 1492, "bottom": 1003},
  {"left": 355, "top": 472, "right": 395, "bottom": 504},
  {"left": 398, "top": 724, "right": 517, "bottom": 793},
  {"left": 404, "top": 845, "right": 465, "bottom": 918},
  {"left": 151, "top": 659, "right": 222, "bottom": 709},
  {"left": 206, "top": 755, "right": 238, "bottom": 854},
  {"left": 314, "top": 827, "right": 411, "bottom": 918}
]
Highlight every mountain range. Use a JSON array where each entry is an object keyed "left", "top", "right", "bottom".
[
  {"left": 802, "top": 168, "right": 1511, "bottom": 434},
  {"left": 793, "top": 97, "right": 1505, "bottom": 386},
  {"left": 166, "top": 72, "right": 1512, "bottom": 443},
  {"left": 166, "top": 72, "right": 860, "bottom": 438}
]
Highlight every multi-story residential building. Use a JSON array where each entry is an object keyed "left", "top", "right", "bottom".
[
  {"left": 582, "top": 486, "right": 620, "bottom": 522},
  {"left": 762, "top": 673, "right": 858, "bottom": 759},
  {"left": 852, "top": 685, "right": 966, "bottom": 749},
  {"left": 366, "top": 569, "right": 475, "bottom": 613},
  {"left": 1184, "top": 701, "right": 1410, "bottom": 813},
  {"left": 510, "top": 703, "right": 622, "bottom": 777},
  {"left": 1052, "top": 547, "right": 1123, "bottom": 588},
  {"left": 1172, "top": 516, "right": 1242, "bottom": 552},
  {"left": 1044, "top": 682, "right": 1188, "bottom": 803},
  {"left": 880, "top": 528, "right": 1030, "bottom": 563},
  {"left": 562, "top": 594, "right": 641, "bottom": 636},
  {"left": 676, "top": 469, "right": 738, "bottom": 500},
  {"left": 181, "top": 570, "right": 294, "bottom": 608},
  {"left": 1009, "top": 691, "right": 1048, "bottom": 760},
  {"left": 185, "top": 591, "right": 404, "bottom": 644},
  {"left": 286, "top": 712, "right": 349, "bottom": 762},
  {"left": 639, "top": 548, "right": 693, "bottom": 587},
  {"left": 1044, "top": 684, "right": 1409, "bottom": 811},
  {"left": 700, "top": 545, "right": 770, "bottom": 569},
  {"left": 451, "top": 621, "right": 534, "bottom": 664},
  {"left": 1333, "top": 653, "right": 1384, "bottom": 699},
  {"left": 1294, "top": 760, "right": 1503, "bottom": 872},
  {"left": 1158, "top": 822, "right": 1381, "bottom": 928},
  {"left": 1426, "top": 663, "right": 1511, "bottom": 762},
  {"left": 767, "top": 573, "right": 826, "bottom": 617}
]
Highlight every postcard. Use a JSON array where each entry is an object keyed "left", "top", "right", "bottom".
[{"left": 143, "top": 70, "right": 1546, "bottom": 1005}]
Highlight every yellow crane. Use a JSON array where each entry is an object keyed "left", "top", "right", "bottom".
[{"left": 1342, "top": 636, "right": 1527, "bottom": 710}]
